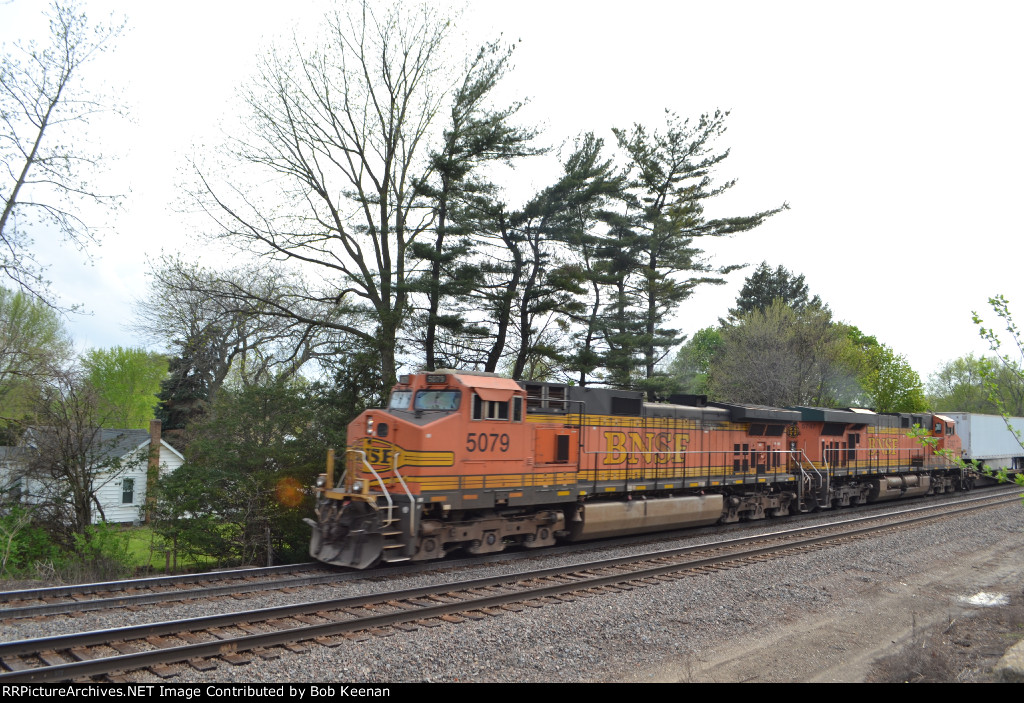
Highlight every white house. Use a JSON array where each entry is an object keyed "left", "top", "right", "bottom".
[{"left": 1, "top": 420, "right": 185, "bottom": 524}]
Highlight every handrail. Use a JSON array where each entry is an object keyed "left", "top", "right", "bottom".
[
  {"left": 340, "top": 448, "right": 417, "bottom": 532},
  {"left": 340, "top": 449, "right": 394, "bottom": 525},
  {"left": 793, "top": 449, "right": 822, "bottom": 479},
  {"left": 390, "top": 449, "right": 415, "bottom": 535},
  {"left": 791, "top": 449, "right": 825, "bottom": 509},
  {"left": 576, "top": 445, "right": 933, "bottom": 477},
  {"left": 578, "top": 447, "right": 820, "bottom": 469}
]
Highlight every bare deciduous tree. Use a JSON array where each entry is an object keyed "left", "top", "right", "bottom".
[
  {"left": 23, "top": 366, "right": 138, "bottom": 544},
  {"left": 134, "top": 256, "right": 356, "bottom": 395},
  {"left": 193, "top": 1, "right": 453, "bottom": 394},
  {"left": 709, "top": 300, "right": 861, "bottom": 407},
  {"left": 0, "top": 1, "right": 124, "bottom": 304}
]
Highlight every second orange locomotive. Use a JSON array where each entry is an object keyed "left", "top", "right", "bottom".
[{"left": 308, "top": 370, "right": 966, "bottom": 568}]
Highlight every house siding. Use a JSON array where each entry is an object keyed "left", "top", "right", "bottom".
[
  {"left": 1, "top": 435, "right": 185, "bottom": 526},
  {"left": 93, "top": 442, "right": 185, "bottom": 524}
]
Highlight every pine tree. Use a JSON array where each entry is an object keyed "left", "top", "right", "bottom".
[
  {"left": 547, "top": 134, "right": 627, "bottom": 387},
  {"left": 410, "top": 40, "right": 540, "bottom": 370},
  {"left": 155, "top": 337, "right": 222, "bottom": 439},
  {"left": 611, "top": 111, "right": 786, "bottom": 396},
  {"left": 726, "top": 261, "right": 825, "bottom": 321}
]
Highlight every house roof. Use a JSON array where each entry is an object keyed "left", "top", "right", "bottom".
[
  {"left": 0, "top": 446, "right": 32, "bottom": 462},
  {"left": 91, "top": 429, "right": 186, "bottom": 464},
  {"left": 96, "top": 429, "right": 152, "bottom": 460},
  {"left": 9, "top": 427, "right": 185, "bottom": 464}
]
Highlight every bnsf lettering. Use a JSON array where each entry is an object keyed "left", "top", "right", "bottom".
[
  {"left": 366, "top": 447, "right": 396, "bottom": 465},
  {"left": 867, "top": 437, "right": 900, "bottom": 454},
  {"left": 603, "top": 431, "right": 689, "bottom": 465}
]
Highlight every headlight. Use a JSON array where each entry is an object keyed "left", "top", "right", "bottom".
[
  {"left": 352, "top": 480, "right": 363, "bottom": 493},
  {"left": 316, "top": 474, "right": 326, "bottom": 487}
]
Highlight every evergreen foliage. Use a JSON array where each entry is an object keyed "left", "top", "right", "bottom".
[
  {"left": 410, "top": 39, "right": 541, "bottom": 371},
  {"left": 181, "top": 1, "right": 785, "bottom": 396},
  {"left": 155, "top": 342, "right": 218, "bottom": 436},
  {"left": 552, "top": 134, "right": 628, "bottom": 386},
  {"left": 726, "top": 261, "right": 825, "bottom": 322},
  {"left": 152, "top": 378, "right": 351, "bottom": 567},
  {"left": 608, "top": 112, "right": 787, "bottom": 396}
]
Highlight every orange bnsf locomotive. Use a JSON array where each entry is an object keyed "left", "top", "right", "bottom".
[{"left": 308, "top": 370, "right": 967, "bottom": 568}]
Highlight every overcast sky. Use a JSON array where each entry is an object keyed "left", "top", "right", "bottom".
[{"left": 4, "top": 0, "right": 1022, "bottom": 382}]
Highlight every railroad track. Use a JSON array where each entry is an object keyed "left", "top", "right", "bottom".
[
  {"left": 0, "top": 562, "right": 326, "bottom": 603},
  {"left": 1, "top": 489, "right": 1018, "bottom": 683},
  {"left": 5, "top": 485, "right": 1014, "bottom": 621},
  {"left": 0, "top": 563, "right": 343, "bottom": 620}
]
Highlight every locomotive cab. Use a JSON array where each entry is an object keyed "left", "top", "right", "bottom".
[
  {"left": 309, "top": 370, "right": 560, "bottom": 568},
  {"left": 929, "top": 414, "right": 962, "bottom": 457}
]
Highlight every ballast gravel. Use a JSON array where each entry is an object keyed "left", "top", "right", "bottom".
[{"left": 5, "top": 494, "right": 1024, "bottom": 682}]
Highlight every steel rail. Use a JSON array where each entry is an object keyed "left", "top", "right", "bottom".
[
  {"left": 0, "top": 569, "right": 349, "bottom": 620},
  {"left": 0, "top": 562, "right": 326, "bottom": 603},
  {"left": 4, "top": 488, "right": 1016, "bottom": 619},
  {"left": 0, "top": 492, "right": 1017, "bottom": 683}
]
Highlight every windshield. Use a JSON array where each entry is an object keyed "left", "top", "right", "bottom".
[
  {"left": 414, "top": 390, "right": 461, "bottom": 412},
  {"left": 388, "top": 390, "right": 413, "bottom": 410}
]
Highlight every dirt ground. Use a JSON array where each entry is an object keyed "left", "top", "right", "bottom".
[
  {"left": 865, "top": 593, "right": 1024, "bottom": 682},
  {"left": 625, "top": 513, "right": 1024, "bottom": 683}
]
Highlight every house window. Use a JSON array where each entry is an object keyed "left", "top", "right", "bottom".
[
  {"left": 122, "top": 478, "right": 135, "bottom": 505},
  {"left": 7, "top": 476, "right": 22, "bottom": 503}
]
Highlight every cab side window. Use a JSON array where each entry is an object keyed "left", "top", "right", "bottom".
[
  {"left": 471, "top": 393, "right": 522, "bottom": 421},
  {"left": 472, "top": 394, "right": 508, "bottom": 420}
]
